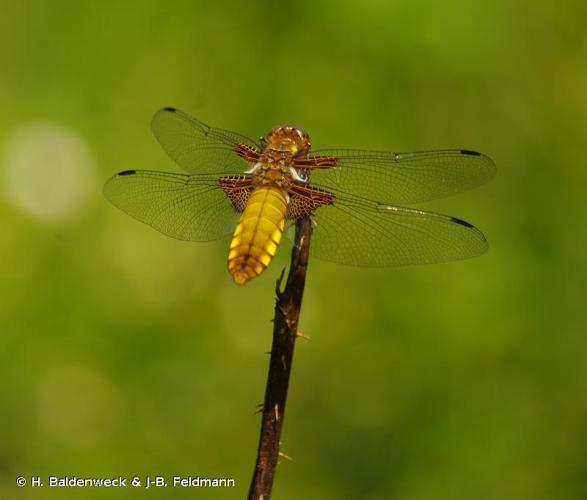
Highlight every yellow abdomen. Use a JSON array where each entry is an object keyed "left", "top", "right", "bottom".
[{"left": 228, "top": 186, "right": 287, "bottom": 285}]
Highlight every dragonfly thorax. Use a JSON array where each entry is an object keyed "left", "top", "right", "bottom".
[{"left": 252, "top": 155, "right": 295, "bottom": 189}]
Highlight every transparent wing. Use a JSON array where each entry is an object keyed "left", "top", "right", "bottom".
[
  {"left": 309, "top": 193, "right": 488, "bottom": 267},
  {"left": 301, "top": 149, "right": 496, "bottom": 204},
  {"left": 103, "top": 170, "right": 242, "bottom": 241},
  {"left": 151, "top": 107, "right": 261, "bottom": 174}
]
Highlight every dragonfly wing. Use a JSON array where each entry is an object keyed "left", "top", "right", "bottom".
[
  {"left": 309, "top": 193, "right": 488, "bottom": 267},
  {"left": 104, "top": 170, "right": 252, "bottom": 241},
  {"left": 151, "top": 107, "right": 261, "bottom": 174},
  {"left": 297, "top": 149, "right": 496, "bottom": 204}
]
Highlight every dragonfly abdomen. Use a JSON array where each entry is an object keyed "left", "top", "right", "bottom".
[{"left": 228, "top": 186, "right": 287, "bottom": 285}]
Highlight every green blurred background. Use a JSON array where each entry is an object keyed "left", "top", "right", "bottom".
[{"left": 1, "top": 0, "right": 586, "bottom": 498}]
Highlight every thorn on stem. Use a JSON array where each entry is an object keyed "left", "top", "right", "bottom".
[
  {"left": 275, "top": 268, "right": 286, "bottom": 296},
  {"left": 278, "top": 451, "right": 293, "bottom": 461},
  {"left": 296, "top": 331, "right": 311, "bottom": 341}
]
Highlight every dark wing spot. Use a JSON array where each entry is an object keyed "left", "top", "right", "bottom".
[
  {"left": 450, "top": 216, "right": 474, "bottom": 228},
  {"left": 163, "top": 106, "right": 176, "bottom": 112},
  {"left": 118, "top": 170, "right": 136, "bottom": 176},
  {"left": 460, "top": 149, "right": 481, "bottom": 156}
]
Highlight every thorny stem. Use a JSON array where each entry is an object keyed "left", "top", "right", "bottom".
[{"left": 248, "top": 217, "right": 313, "bottom": 500}]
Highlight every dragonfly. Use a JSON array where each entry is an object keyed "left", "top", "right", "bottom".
[{"left": 104, "top": 107, "right": 495, "bottom": 285}]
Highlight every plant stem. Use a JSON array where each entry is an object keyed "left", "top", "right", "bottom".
[{"left": 248, "top": 217, "right": 313, "bottom": 500}]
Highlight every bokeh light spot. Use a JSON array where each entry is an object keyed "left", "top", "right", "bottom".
[{"left": 2, "top": 122, "right": 95, "bottom": 222}]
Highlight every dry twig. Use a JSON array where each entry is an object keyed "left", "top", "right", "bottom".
[{"left": 248, "top": 217, "right": 312, "bottom": 499}]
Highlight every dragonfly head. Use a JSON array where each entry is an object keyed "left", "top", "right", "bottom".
[{"left": 264, "top": 125, "right": 311, "bottom": 155}]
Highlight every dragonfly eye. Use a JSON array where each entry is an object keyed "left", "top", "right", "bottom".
[{"left": 264, "top": 125, "right": 311, "bottom": 155}]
